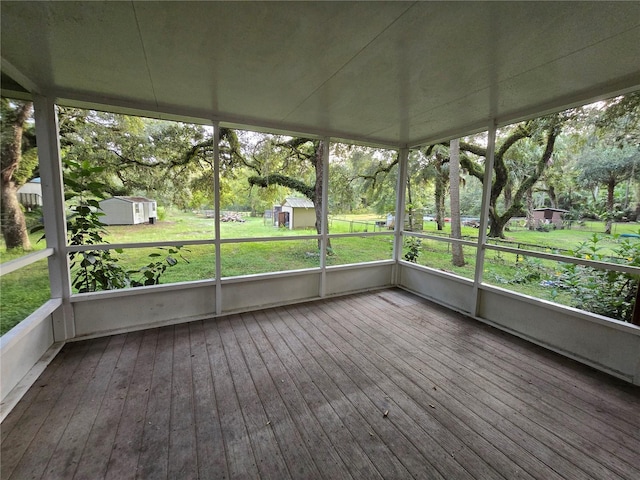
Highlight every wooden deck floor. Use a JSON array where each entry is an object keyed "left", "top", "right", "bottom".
[{"left": 2, "top": 289, "right": 639, "bottom": 479}]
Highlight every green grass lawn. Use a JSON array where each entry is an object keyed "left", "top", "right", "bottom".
[
  {"left": 2, "top": 211, "right": 638, "bottom": 335},
  {"left": 0, "top": 259, "right": 51, "bottom": 335}
]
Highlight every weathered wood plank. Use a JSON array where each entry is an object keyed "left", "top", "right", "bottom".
[
  {"left": 403, "top": 294, "right": 640, "bottom": 427},
  {"left": 39, "top": 334, "right": 128, "bottom": 479},
  {"left": 218, "top": 316, "right": 291, "bottom": 480},
  {"left": 167, "top": 323, "right": 198, "bottom": 480},
  {"left": 136, "top": 326, "right": 174, "bottom": 479},
  {"left": 0, "top": 340, "right": 80, "bottom": 444},
  {"left": 272, "top": 306, "right": 414, "bottom": 479},
  {"left": 203, "top": 318, "right": 260, "bottom": 479},
  {"left": 312, "top": 298, "right": 536, "bottom": 480},
  {"left": 188, "top": 321, "right": 229, "bottom": 480},
  {"left": 375, "top": 296, "right": 640, "bottom": 475},
  {"left": 366, "top": 293, "right": 640, "bottom": 442},
  {"left": 382, "top": 293, "right": 640, "bottom": 457},
  {"left": 290, "top": 301, "right": 476, "bottom": 480},
  {"left": 232, "top": 312, "right": 322, "bottom": 479},
  {"left": 1, "top": 338, "right": 105, "bottom": 479},
  {"left": 2, "top": 289, "right": 638, "bottom": 480},
  {"left": 104, "top": 328, "right": 158, "bottom": 480},
  {"left": 72, "top": 331, "right": 144, "bottom": 479},
  {"left": 242, "top": 310, "right": 355, "bottom": 480},
  {"left": 350, "top": 293, "right": 633, "bottom": 480},
  {"left": 260, "top": 308, "right": 384, "bottom": 479},
  {"left": 331, "top": 294, "right": 574, "bottom": 480}
]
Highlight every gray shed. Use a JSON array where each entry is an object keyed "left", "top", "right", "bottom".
[{"left": 99, "top": 196, "right": 157, "bottom": 225}]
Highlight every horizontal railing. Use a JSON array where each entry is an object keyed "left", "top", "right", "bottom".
[
  {"left": 402, "top": 231, "right": 640, "bottom": 276},
  {"left": 0, "top": 248, "right": 54, "bottom": 277}
]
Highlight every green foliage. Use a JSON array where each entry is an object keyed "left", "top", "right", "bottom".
[
  {"left": 576, "top": 144, "right": 639, "bottom": 191},
  {"left": 13, "top": 147, "right": 39, "bottom": 187},
  {"left": 64, "top": 158, "right": 184, "bottom": 293},
  {"left": 156, "top": 205, "right": 167, "bottom": 221},
  {"left": 127, "top": 246, "right": 187, "bottom": 287},
  {"left": 535, "top": 222, "right": 556, "bottom": 232},
  {"left": 559, "top": 233, "right": 639, "bottom": 322},
  {"left": 404, "top": 236, "right": 422, "bottom": 262},
  {"left": 57, "top": 108, "right": 215, "bottom": 209},
  {"left": 71, "top": 249, "right": 128, "bottom": 293},
  {"left": 492, "top": 257, "right": 544, "bottom": 285}
]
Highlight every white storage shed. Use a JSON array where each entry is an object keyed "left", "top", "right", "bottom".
[
  {"left": 17, "top": 178, "right": 42, "bottom": 210},
  {"left": 98, "top": 196, "right": 157, "bottom": 225}
]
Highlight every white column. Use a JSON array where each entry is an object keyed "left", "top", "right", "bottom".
[
  {"left": 319, "top": 137, "right": 330, "bottom": 297},
  {"left": 472, "top": 122, "right": 497, "bottom": 316},
  {"left": 213, "top": 123, "right": 222, "bottom": 315},
  {"left": 392, "top": 148, "right": 409, "bottom": 284},
  {"left": 33, "top": 95, "right": 74, "bottom": 341}
]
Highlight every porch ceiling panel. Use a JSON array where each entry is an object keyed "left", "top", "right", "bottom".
[
  {"left": 1, "top": 2, "right": 154, "bottom": 104},
  {"left": 1, "top": 1, "right": 639, "bottom": 147}
]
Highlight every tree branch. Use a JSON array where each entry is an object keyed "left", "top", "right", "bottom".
[
  {"left": 248, "top": 174, "right": 315, "bottom": 201},
  {"left": 459, "top": 141, "right": 486, "bottom": 158},
  {"left": 511, "top": 122, "right": 560, "bottom": 207}
]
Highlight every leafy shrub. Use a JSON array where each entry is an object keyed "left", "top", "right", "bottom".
[
  {"left": 404, "top": 237, "right": 422, "bottom": 263},
  {"left": 535, "top": 223, "right": 556, "bottom": 232},
  {"left": 559, "top": 233, "right": 639, "bottom": 322},
  {"left": 156, "top": 205, "right": 167, "bottom": 221},
  {"left": 64, "top": 159, "right": 185, "bottom": 292}
]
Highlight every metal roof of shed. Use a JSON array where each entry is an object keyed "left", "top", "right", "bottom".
[
  {"left": 283, "top": 197, "right": 314, "bottom": 208},
  {"left": 1, "top": 1, "right": 639, "bottom": 147}
]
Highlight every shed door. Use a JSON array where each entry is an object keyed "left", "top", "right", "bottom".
[{"left": 278, "top": 211, "right": 289, "bottom": 227}]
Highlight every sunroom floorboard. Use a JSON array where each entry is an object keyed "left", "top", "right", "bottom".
[{"left": 2, "top": 288, "right": 639, "bottom": 479}]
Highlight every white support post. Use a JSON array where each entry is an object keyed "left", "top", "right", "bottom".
[
  {"left": 319, "top": 137, "right": 330, "bottom": 297},
  {"left": 33, "top": 95, "right": 74, "bottom": 341},
  {"left": 472, "top": 122, "right": 497, "bottom": 316},
  {"left": 213, "top": 122, "right": 222, "bottom": 315},
  {"left": 393, "top": 148, "right": 409, "bottom": 284}
]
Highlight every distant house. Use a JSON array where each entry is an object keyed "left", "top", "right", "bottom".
[
  {"left": 279, "top": 197, "right": 315, "bottom": 230},
  {"left": 17, "top": 177, "right": 42, "bottom": 210},
  {"left": 533, "top": 208, "right": 567, "bottom": 228},
  {"left": 99, "top": 196, "right": 157, "bottom": 225}
]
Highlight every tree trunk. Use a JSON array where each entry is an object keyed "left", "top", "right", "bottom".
[
  {"left": 488, "top": 218, "right": 509, "bottom": 238},
  {"left": 605, "top": 179, "right": 615, "bottom": 234},
  {"left": 1, "top": 177, "right": 31, "bottom": 249},
  {"left": 1, "top": 102, "right": 33, "bottom": 250},
  {"left": 525, "top": 188, "right": 535, "bottom": 230},
  {"left": 435, "top": 161, "right": 446, "bottom": 231},
  {"left": 313, "top": 141, "right": 330, "bottom": 249},
  {"left": 247, "top": 139, "right": 328, "bottom": 250},
  {"left": 406, "top": 177, "right": 414, "bottom": 231},
  {"left": 503, "top": 182, "right": 513, "bottom": 211},
  {"left": 458, "top": 117, "right": 562, "bottom": 239},
  {"left": 548, "top": 185, "right": 558, "bottom": 209},
  {"left": 449, "top": 139, "right": 465, "bottom": 266},
  {"left": 488, "top": 209, "right": 508, "bottom": 239}
]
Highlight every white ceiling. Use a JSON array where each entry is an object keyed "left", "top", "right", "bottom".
[{"left": 2, "top": 1, "right": 639, "bottom": 147}]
